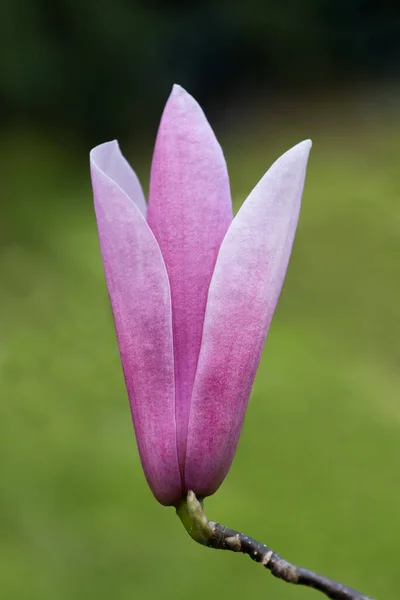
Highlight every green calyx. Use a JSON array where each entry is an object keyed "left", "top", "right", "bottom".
[{"left": 176, "top": 491, "right": 213, "bottom": 546}]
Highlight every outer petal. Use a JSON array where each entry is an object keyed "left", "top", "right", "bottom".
[
  {"left": 91, "top": 140, "right": 147, "bottom": 217},
  {"left": 90, "top": 142, "right": 181, "bottom": 506},
  {"left": 147, "top": 85, "right": 233, "bottom": 474},
  {"left": 185, "top": 140, "right": 312, "bottom": 496}
]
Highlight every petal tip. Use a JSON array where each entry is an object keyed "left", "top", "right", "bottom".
[
  {"left": 293, "top": 138, "right": 312, "bottom": 156},
  {"left": 275, "top": 139, "right": 312, "bottom": 171},
  {"left": 301, "top": 138, "right": 312, "bottom": 151},
  {"left": 90, "top": 139, "right": 119, "bottom": 166},
  {"left": 171, "top": 83, "right": 186, "bottom": 95},
  {"left": 168, "top": 84, "right": 199, "bottom": 113}
]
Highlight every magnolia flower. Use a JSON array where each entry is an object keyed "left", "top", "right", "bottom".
[{"left": 90, "top": 85, "right": 311, "bottom": 507}]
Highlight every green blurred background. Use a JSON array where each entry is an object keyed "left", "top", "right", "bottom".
[{"left": 1, "top": 2, "right": 400, "bottom": 599}]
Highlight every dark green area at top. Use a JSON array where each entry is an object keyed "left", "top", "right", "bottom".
[{"left": 1, "top": 0, "right": 400, "bottom": 141}]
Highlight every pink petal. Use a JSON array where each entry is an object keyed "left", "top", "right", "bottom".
[
  {"left": 92, "top": 140, "right": 147, "bottom": 217},
  {"left": 90, "top": 142, "right": 181, "bottom": 506},
  {"left": 147, "top": 85, "right": 233, "bottom": 475},
  {"left": 185, "top": 140, "right": 312, "bottom": 496}
]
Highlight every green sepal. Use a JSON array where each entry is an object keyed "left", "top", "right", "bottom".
[{"left": 176, "top": 491, "right": 213, "bottom": 545}]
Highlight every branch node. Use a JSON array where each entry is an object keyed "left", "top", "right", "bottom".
[
  {"left": 271, "top": 558, "right": 299, "bottom": 583},
  {"left": 261, "top": 550, "right": 273, "bottom": 566},
  {"left": 225, "top": 534, "right": 241, "bottom": 552}
]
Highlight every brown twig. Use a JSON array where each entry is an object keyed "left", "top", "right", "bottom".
[
  {"left": 207, "top": 522, "right": 373, "bottom": 600},
  {"left": 176, "top": 491, "right": 375, "bottom": 600}
]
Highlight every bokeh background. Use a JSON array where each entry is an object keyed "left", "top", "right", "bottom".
[{"left": 1, "top": 2, "right": 400, "bottom": 599}]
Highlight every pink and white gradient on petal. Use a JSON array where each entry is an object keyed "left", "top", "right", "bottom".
[
  {"left": 89, "top": 85, "right": 312, "bottom": 506},
  {"left": 90, "top": 142, "right": 181, "bottom": 506},
  {"left": 184, "top": 141, "right": 312, "bottom": 496}
]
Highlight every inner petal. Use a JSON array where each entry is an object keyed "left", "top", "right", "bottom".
[{"left": 147, "top": 85, "right": 233, "bottom": 479}]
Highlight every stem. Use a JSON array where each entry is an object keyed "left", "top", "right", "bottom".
[{"left": 176, "top": 491, "right": 374, "bottom": 600}]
